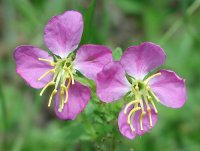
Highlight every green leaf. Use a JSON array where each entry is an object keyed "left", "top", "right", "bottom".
[
  {"left": 74, "top": 74, "right": 96, "bottom": 90},
  {"left": 13, "top": 0, "right": 41, "bottom": 26},
  {"left": 115, "top": 0, "right": 142, "bottom": 14},
  {"left": 80, "top": 0, "right": 96, "bottom": 44},
  {"left": 112, "top": 47, "right": 123, "bottom": 60}
]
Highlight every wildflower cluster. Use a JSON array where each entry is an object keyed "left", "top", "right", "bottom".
[{"left": 14, "top": 11, "right": 186, "bottom": 139}]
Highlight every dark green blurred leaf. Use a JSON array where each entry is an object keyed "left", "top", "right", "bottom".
[
  {"left": 80, "top": 0, "right": 96, "bottom": 44},
  {"left": 115, "top": 0, "right": 143, "bottom": 14}
]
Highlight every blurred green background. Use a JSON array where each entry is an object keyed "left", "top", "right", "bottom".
[{"left": 1, "top": 0, "right": 200, "bottom": 151}]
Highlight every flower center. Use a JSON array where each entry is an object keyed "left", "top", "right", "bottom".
[
  {"left": 124, "top": 73, "right": 161, "bottom": 132},
  {"left": 37, "top": 57, "right": 75, "bottom": 112}
]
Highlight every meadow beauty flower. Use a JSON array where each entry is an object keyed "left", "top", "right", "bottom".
[
  {"left": 14, "top": 11, "right": 112, "bottom": 120},
  {"left": 96, "top": 42, "right": 186, "bottom": 139}
]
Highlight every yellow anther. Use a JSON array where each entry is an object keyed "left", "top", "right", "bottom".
[
  {"left": 148, "top": 96, "right": 158, "bottom": 113},
  {"left": 147, "top": 107, "right": 153, "bottom": 127},
  {"left": 147, "top": 96, "right": 152, "bottom": 100},
  {"left": 127, "top": 107, "right": 141, "bottom": 124},
  {"left": 60, "top": 84, "right": 69, "bottom": 103},
  {"left": 144, "top": 95, "right": 153, "bottom": 127},
  {"left": 124, "top": 100, "right": 140, "bottom": 114},
  {"left": 144, "top": 72, "right": 161, "bottom": 84},
  {"left": 37, "top": 57, "right": 75, "bottom": 111},
  {"left": 149, "top": 90, "right": 160, "bottom": 103},
  {"left": 59, "top": 89, "right": 65, "bottom": 112},
  {"left": 38, "top": 69, "right": 55, "bottom": 81},
  {"left": 38, "top": 58, "right": 55, "bottom": 66},
  {"left": 48, "top": 89, "right": 57, "bottom": 107},
  {"left": 40, "top": 81, "right": 55, "bottom": 96},
  {"left": 64, "top": 67, "right": 75, "bottom": 85},
  {"left": 140, "top": 111, "right": 146, "bottom": 131}
]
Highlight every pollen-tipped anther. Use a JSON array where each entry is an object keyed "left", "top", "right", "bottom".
[
  {"left": 140, "top": 111, "right": 146, "bottom": 131},
  {"left": 48, "top": 89, "right": 57, "bottom": 107}
]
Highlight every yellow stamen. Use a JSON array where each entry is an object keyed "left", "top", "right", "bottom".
[
  {"left": 38, "top": 69, "right": 55, "bottom": 81},
  {"left": 148, "top": 96, "right": 158, "bottom": 113},
  {"left": 130, "top": 123, "right": 135, "bottom": 132},
  {"left": 48, "top": 89, "right": 57, "bottom": 107},
  {"left": 147, "top": 107, "right": 153, "bottom": 126},
  {"left": 127, "top": 107, "right": 141, "bottom": 132},
  {"left": 144, "top": 72, "right": 161, "bottom": 84},
  {"left": 38, "top": 58, "right": 55, "bottom": 66},
  {"left": 150, "top": 91, "right": 160, "bottom": 103},
  {"left": 124, "top": 100, "right": 140, "bottom": 114},
  {"left": 64, "top": 67, "right": 75, "bottom": 84},
  {"left": 66, "top": 78, "right": 71, "bottom": 89},
  {"left": 40, "top": 81, "right": 55, "bottom": 96},
  {"left": 38, "top": 57, "right": 75, "bottom": 111},
  {"left": 64, "top": 89, "right": 68, "bottom": 104},
  {"left": 59, "top": 88, "right": 65, "bottom": 111},
  {"left": 144, "top": 95, "right": 153, "bottom": 127},
  {"left": 140, "top": 111, "right": 146, "bottom": 131},
  {"left": 127, "top": 107, "right": 141, "bottom": 124},
  {"left": 146, "top": 86, "right": 160, "bottom": 103},
  {"left": 61, "top": 84, "right": 69, "bottom": 104}
]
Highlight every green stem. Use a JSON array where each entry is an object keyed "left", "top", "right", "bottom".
[
  {"left": 159, "top": 0, "right": 200, "bottom": 45},
  {"left": 0, "top": 82, "right": 8, "bottom": 151}
]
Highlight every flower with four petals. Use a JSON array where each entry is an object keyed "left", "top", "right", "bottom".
[
  {"left": 14, "top": 11, "right": 112, "bottom": 120},
  {"left": 96, "top": 42, "right": 186, "bottom": 139}
]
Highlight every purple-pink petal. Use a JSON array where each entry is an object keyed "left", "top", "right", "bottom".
[
  {"left": 74, "top": 44, "right": 112, "bottom": 81},
  {"left": 120, "top": 42, "right": 166, "bottom": 79},
  {"left": 55, "top": 81, "right": 91, "bottom": 120},
  {"left": 96, "top": 61, "right": 131, "bottom": 103},
  {"left": 118, "top": 104, "right": 158, "bottom": 139},
  {"left": 148, "top": 69, "right": 186, "bottom": 108},
  {"left": 44, "top": 11, "right": 83, "bottom": 58},
  {"left": 14, "top": 45, "right": 53, "bottom": 89}
]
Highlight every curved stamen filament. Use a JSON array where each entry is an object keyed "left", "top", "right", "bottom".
[
  {"left": 146, "top": 86, "right": 160, "bottom": 103},
  {"left": 64, "top": 78, "right": 71, "bottom": 103},
  {"left": 38, "top": 58, "right": 55, "bottom": 66},
  {"left": 124, "top": 100, "right": 140, "bottom": 114},
  {"left": 148, "top": 96, "right": 158, "bottom": 113},
  {"left": 144, "top": 72, "right": 161, "bottom": 84},
  {"left": 48, "top": 89, "right": 57, "bottom": 107},
  {"left": 64, "top": 67, "right": 74, "bottom": 84},
  {"left": 61, "top": 84, "right": 69, "bottom": 103},
  {"left": 130, "top": 123, "right": 135, "bottom": 132},
  {"left": 127, "top": 107, "right": 141, "bottom": 132},
  {"left": 128, "top": 107, "right": 141, "bottom": 124},
  {"left": 144, "top": 95, "right": 153, "bottom": 127},
  {"left": 148, "top": 108, "right": 152, "bottom": 126},
  {"left": 140, "top": 111, "right": 146, "bottom": 131},
  {"left": 38, "top": 57, "right": 74, "bottom": 112},
  {"left": 59, "top": 88, "right": 65, "bottom": 112},
  {"left": 38, "top": 69, "right": 55, "bottom": 81},
  {"left": 40, "top": 81, "right": 55, "bottom": 96}
]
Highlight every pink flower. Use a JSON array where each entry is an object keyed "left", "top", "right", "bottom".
[
  {"left": 96, "top": 42, "right": 186, "bottom": 139},
  {"left": 14, "top": 11, "right": 112, "bottom": 120}
]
